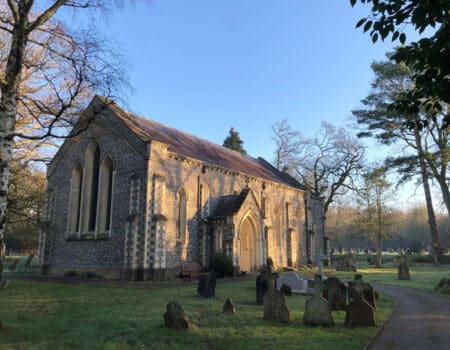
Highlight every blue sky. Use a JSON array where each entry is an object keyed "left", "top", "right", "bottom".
[
  {"left": 76, "top": 0, "right": 433, "bottom": 207},
  {"left": 92, "top": 1, "right": 401, "bottom": 158}
]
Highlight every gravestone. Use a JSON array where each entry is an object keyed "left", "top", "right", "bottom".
[
  {"left": 163, "top": 301, "right": 189, "bottom": 329},
  {"left": 197, "top": 274, "right": 217, "bottom": 298},
  {"left": 275, "top": 272, "right": 308, "bottom": 294},
  {"left": 336, "top": 254, "right": 358, "bottom": 271},
  {"left": 344, "top": 283, "right": 376, "bottom": 327},
  {"left": 223, "top": 298, "right": 236, "bottom": 313},
  {"left": 256, "top": 274, "right": 269, "bottom": 305},
  {"left": 303, "top": 274, "right": 335, "bottom": 327},
  {"left": 348, "top": 274, "right": 376, "bottom": 310},
  {"left": 397, "top": 256, "right": 410, "bottom": 280},
  {"left": 323, "top": 277, "right": 347, "bottom": 311},
  {"left": 263, "top": 289, "right": 290, "bottom": 323}
]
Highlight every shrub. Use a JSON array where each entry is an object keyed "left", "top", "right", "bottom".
[{"left": 211, "top": 253, "right": 233, "bottom": 277}]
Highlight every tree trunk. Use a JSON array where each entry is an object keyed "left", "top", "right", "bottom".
[
  {"left": 436, "top": 177, "right": 450, "bottom": 217},
  {"left": 0, "top": 97, "right": 16, "bottom": 281},
  {"left": 0, "top": 7, "right": 30, "bottom": 280},
  {"left": 414, "top": 127, "right": 443, "bottom": 263},
  {"left": 376, "top": 241, "right": 382, "bottom": 267}
]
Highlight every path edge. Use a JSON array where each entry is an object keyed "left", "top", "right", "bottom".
[{"left": 361, "top": 283, "right": 399, "bottom": 350}]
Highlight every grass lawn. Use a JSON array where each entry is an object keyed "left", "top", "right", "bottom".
[
  {"left": 319, "top": 262, "right": 450, "bottom": 297},
  {"left": 0, "top": 277, "right": 394, "bottom": 350}
]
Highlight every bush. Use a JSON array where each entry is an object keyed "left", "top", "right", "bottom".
[{"left": 211, "top": 253, "right": 233, "bottom": 277}]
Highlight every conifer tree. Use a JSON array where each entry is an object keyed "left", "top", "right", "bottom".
[{"left": 223, "top": 127, "right": 247, "bottom": 154}]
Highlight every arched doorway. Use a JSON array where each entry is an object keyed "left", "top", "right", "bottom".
[{"left": 239, "top": 214, "right": 260, "bottom": 272}]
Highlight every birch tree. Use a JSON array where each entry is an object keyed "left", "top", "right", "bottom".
[{"left": 0, "top": 0, "right": 135, "bottom": 280}]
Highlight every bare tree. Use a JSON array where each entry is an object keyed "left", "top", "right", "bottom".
[
  {"left": 272, "top": 120, "right": 365, "bottom": 215},
  {"left": 352, "top": 166, "right": 397, "bottom": 267},
  {"left": 272, "top": 119, "right": 303, "bottom": 171},
  {"left": 0, "top": 0, "right": 136, "bottom": 280}
]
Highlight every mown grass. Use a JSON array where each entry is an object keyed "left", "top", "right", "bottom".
[
  {"left": 0, "top": 278, "right": 394, "bottom": 350},
  {"left": 317, "top": 262, "right": 450, "bottom": 297}
]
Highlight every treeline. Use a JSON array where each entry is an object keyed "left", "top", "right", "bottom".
[{"left": 327, "top": 205, "right": 450, "bottom": 252}]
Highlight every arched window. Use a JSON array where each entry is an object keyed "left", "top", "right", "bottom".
[
  {"left": 68, "top": 162, "right": 83, "bottom": 236},
  {"left": 97, "top": 156, "right": 114, "bottom": 235},
  {"left": 178, "top": 188, "right": 187, "bottom": 242},
  {"left": 215, "top": 227, "right": 223, "bottom": 253},
  {"left": 274, "top": 204, "right": 281, "bottom": 248},
  {"left": 200, "top": 183, "right": 209, "bottom": 218},
  {"left": 82, "top": 140, "right": 100, "bottom": 233}
]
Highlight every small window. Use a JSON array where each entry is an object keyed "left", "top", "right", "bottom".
[
  {"left": 178, "top": 188, "right": 187, "bottom": 242},
  {"left": 215, "top": 228, "right": 223, "bottom": 253}
]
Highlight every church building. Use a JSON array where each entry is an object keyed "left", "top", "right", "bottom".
[{"left": 38, "top": 96, "right": 326, "bottom": 280}]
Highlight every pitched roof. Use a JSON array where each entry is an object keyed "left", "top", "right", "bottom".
[
  {"left": 103, "top": 97, "right": 303, "bottom": 189},
  {"left": 210, "top": 189, "right": 249, "bottom": 218}
]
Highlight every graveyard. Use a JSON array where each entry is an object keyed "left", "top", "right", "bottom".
[{"left": 1, "top": 256, "right": 449, "bottom": 349}]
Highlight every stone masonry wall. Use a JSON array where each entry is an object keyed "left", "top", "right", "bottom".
[
  {"left": 146, "top": 143, "right": 307, "bottom": 272},
  {"left": 42, "top": 105, "right": 148, "bottom": 279}
]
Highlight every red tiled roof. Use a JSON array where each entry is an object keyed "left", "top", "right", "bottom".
[{"left": 106, "top": 98, "right": 303, "bottom": 189}]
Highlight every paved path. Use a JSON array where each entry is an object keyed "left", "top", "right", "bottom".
[{"left": 367, "top": 284, "right": 450, "bottom": 350}]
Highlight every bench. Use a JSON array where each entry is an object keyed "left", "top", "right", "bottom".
[{"left": 177, "top": 262, "right": 203, "bottom": 281}]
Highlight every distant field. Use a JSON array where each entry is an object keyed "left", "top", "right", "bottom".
[{"left": 306, "top": 261, "right": 450, "bottom": 297}]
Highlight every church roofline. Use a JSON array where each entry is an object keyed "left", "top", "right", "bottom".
[{"left": 55, "top": 96, "right": 306, "bottom": 190}]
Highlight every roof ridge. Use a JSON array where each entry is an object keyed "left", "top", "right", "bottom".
[
  {"left": 100, "top": 97, "right": 302, "bottom": 190},
  {"left": 128, "top": 112, "right": 256, "bottom": 161}
]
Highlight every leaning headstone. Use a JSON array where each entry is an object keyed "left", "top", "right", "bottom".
[
  {"left": 223, "top": 298, "right": 236, "bottom": 314},
  {"left": 263, "top": 289, "right": 290, "bottom": 323},
  {"left": 348, "top": 274, "right": 376, "bottom": 310},
  {"left": 323, "top": 277, "right": 347, "bottom": 311},
  {"left": 303, "top": 274, "right": 335, "bottom": 327},
  {"left": 163, "top": 301, "right": 189, "bottom": 329},
  {"left": 336, "top": 253, "right": 358, "bottom": 271},
  {"left": 256, "top": 273, "right": 270, "bottom": 305},
  {"left": 344, "top": 284, "right": 376, "bottom": 327},
  {"left": 197, "top": 274, "right": 217, "bottom": 298}
]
